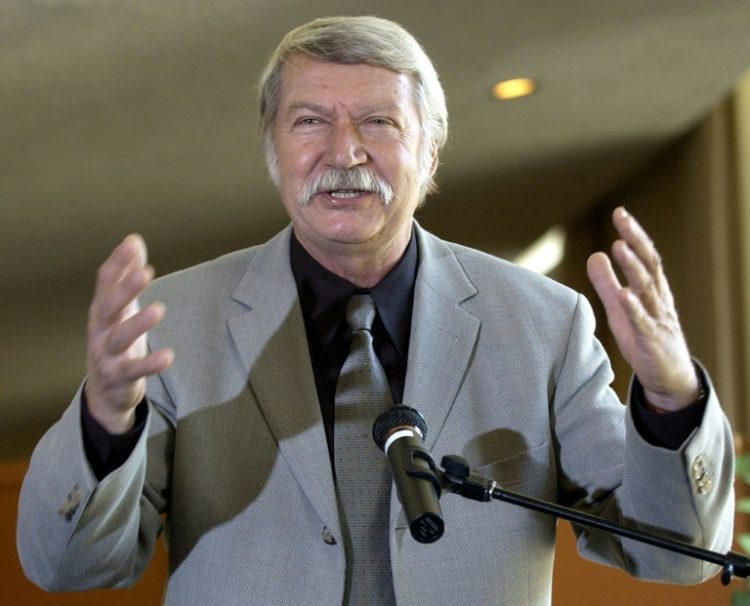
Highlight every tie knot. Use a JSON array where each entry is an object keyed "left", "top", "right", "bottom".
[{"left": 345, "top": 294, "right": 376, "bottom": 332}]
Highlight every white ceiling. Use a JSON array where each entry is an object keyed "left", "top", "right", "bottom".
[{"left": 3, "top": 0, "right": 750, "bottom": 458}]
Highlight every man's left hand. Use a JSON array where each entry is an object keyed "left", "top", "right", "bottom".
[{"left": 586, "top": 206, "right": 700, "bottom": 412}]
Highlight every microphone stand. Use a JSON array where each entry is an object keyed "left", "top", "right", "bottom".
[{"left": 436, "top": 454, "right": 750, "bottom": 586}]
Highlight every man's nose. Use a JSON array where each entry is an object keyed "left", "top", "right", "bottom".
[{"left": 326, "top": 122, "right": 368, "bottom": 169}]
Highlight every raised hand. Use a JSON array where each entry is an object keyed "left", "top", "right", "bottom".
[
  {"left": 586, "top": 207, "right": 699, "bottom": 412},
  {"left": 84, "top": 235, "right": 174, "bottom": 433}
]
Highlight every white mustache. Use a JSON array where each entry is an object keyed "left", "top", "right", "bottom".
[{"left": 299, "top": 168, "right": 394, "bottom": 206}]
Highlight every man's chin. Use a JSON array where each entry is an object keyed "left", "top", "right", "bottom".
[{"left": 301, "top": 219, "right": 385, "bottom": 249}]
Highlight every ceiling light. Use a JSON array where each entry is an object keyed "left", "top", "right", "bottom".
[
  {"left": 512, "top": 226, "right": 566, "bottom": 275},
  {"left": 492, "top": 78, "right": 537, "bottom": 100}
]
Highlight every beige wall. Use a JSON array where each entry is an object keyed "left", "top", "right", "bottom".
[
  {"left": 560, "top": 90, "right": 748, "bottom": 436},
  {"left": 735, "top": 70, "right": 750, "bottom": 441}
]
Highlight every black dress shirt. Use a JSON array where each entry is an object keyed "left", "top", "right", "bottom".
[{"left": 290, "top": 230, "right": 417, "bottom": 460}]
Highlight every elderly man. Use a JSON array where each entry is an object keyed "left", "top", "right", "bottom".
[{"left": 18, "top": 15, "right": 733, "bottom": 606}]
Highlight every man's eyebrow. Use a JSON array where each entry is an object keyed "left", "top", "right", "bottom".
[
  {"left": 285, "top": 101, "right": 332, "bottom": 117},
  {"left": 356, "top": 103, "right": 402, "bottom": 117},
  {"left": 284, "top": 101, "right": 403, "bottom": 119}
]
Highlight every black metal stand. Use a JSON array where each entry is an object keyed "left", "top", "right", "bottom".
[{"left": 437, "top": 454, "right": 750, "bottom": 586}]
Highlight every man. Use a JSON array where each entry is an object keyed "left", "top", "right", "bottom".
[{"left": 17, "top": 15, "right": 734, "bottom": 606}]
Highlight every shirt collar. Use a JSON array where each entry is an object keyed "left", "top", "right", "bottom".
[{"left": 290, "top": 227, "right": 418, "bottom": 357}]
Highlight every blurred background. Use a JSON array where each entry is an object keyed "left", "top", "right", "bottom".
[{"left": 2, "top": 1, "right": 750, "bottom": 604}]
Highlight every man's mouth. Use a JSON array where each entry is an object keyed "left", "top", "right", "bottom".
[
  {"left": 300, "top": 168, "right": 394, "bottom": 207},
  {"left": 327, "top": 189, "right": 370, "bottom": 199}
]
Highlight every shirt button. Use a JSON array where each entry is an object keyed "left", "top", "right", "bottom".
[{"left": 321, "top": 526, "right": 337, "bottom": 545}]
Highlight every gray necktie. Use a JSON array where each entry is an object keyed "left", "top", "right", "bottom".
[{"left": 334, "top": 293, "right": 395, "bottom": 605}]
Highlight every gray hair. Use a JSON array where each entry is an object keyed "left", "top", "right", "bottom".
[{"left": 258, "top": 16, "right": 448, "bottom": 199}]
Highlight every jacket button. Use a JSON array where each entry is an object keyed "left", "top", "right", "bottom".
[
  {"left": 692, "top": 456, "right": 706, "bottom": 476},
  {"left": 697, "top": 478, "right": 713, "bottom": 495},
  {"left": 58, "top": 484, "right": 83, "bottom": 522},
  {"left": 321, "top": 526, "right": 337, "bottom": 545}
]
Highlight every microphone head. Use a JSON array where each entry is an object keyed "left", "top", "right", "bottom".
[{"left": 372, "top": 405, "right": 428, "bottom": 451}]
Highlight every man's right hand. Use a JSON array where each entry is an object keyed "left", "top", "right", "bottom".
[{"left": 84, "top": 235, "right": 174, "bottom": 434}]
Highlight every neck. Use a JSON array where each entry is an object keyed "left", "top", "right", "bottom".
[{"left": 295, "top": 230, "right": 411, "bottom": 288}]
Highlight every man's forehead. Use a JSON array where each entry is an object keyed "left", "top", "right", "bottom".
[
  {"left": 280, "top": 54, "right": 411, "bottom": 90},
  {"left": 278, "top": 57, "right": 414, "bottom": 110}
]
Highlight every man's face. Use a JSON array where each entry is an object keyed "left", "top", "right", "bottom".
[{"left": 272, "top": 55, "right": 433, "bottom": 269}]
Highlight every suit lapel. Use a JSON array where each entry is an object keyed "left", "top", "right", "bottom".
[
  {"left": 227, "top": 227, "right": 341, "bottom": 538},
  {"left": 390, "top": 226, "right": 480, "bottom": 530},
  {"left": 404, "top": 226, "right": 481, "bottom": 450}
]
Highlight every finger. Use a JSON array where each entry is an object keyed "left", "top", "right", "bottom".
[
  {"left": 587, "top": 251, "right": 641, "bottom": 335},
  {"left": 95, "top": 234, "right": 148, "bottom": 292},
  {"left": 618, "top": 286, "right": 652, "bottom": 335},
  {"left": 586, "top": 251, "right": 622, "bottom": 310},
  {"left": 104, "top": 302, "right": 165, "bottom": 355},
  {"left": 611, "top": 207, "right": 666, "bottom": 279},
  {"left": 116, "top": 348, "right": 175, "bottom": 383},
  {"left": 90, "top": 234, "right": 151, "bottom": 328},
  {"left": 89, "top": 265, "right": 155, "bottom": 336},
  {"left": 91, "top": 347, "right": 174, "bottom": 394},
  {"left": 610, "top": 240, "right": 661, "bottom": 314},
  {"left": 612, "top": 208, "right": 677, "bottom": 309}
]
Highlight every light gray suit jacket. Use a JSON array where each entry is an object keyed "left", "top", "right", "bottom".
[{"left": 18, "top": 224, "right": 735, "bottom": 605}]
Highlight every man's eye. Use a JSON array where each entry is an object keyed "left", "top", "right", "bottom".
[{"left": 295, "top": 117, "right": 322, "bottom": 126}]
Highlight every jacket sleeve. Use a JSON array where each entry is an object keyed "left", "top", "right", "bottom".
[
  {"left": 553, "top": 294, "right": 735, "bottom": 583},
  {"left": 16, "top": 381, "right": 173, "bottom": 591}
]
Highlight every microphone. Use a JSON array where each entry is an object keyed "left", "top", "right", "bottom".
[{"left": 372, "top": 406, "right": 444, "bottom": 543}]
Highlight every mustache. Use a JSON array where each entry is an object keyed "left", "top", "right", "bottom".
[{"left": 299, "top": 167, "right": 394, "bottom": 206}]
